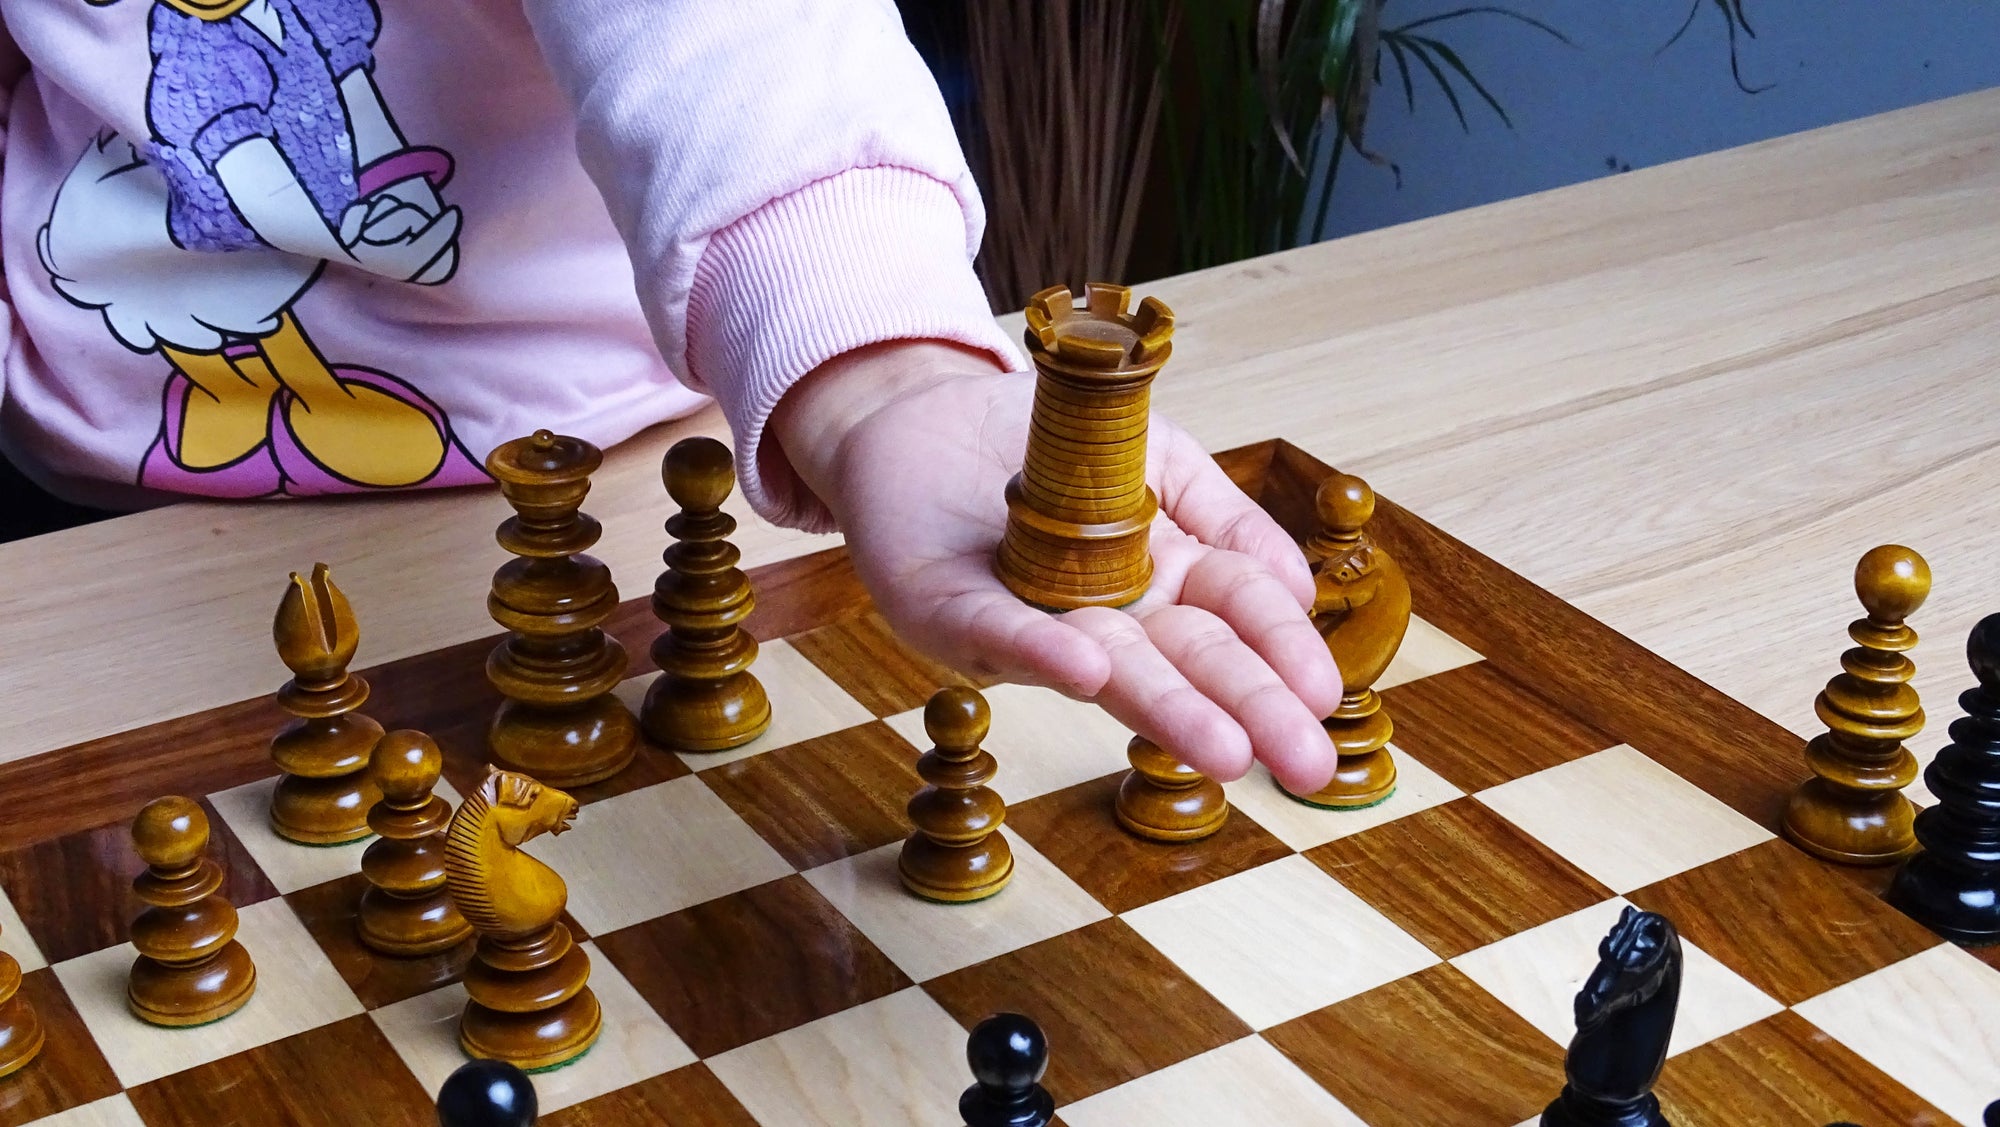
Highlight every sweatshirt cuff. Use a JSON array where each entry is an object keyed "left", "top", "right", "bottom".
[{"left": 685, "top": 165, "right": 1023, "bottom": 533}]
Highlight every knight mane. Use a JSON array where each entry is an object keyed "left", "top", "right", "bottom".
[{"left": 444, "top": 774, "right": 503, "bottom": 932}]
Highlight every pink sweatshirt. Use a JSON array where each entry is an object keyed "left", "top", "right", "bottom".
[{"left": 0, "top": 0, "right": 1021, "bottom": 531}]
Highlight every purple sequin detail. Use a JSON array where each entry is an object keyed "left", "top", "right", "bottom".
[{"left": 145, "top": 0, "right": 382, "bottom": 252}]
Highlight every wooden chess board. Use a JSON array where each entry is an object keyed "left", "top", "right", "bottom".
[{"left": 0, "top": 439, "right": 1994, "bottom": 1127}]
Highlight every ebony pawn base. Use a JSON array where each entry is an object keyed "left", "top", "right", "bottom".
[
  {"left": 1540, "top": 1087, "right": 1667, "bottom": 1127},
  {"left": 1885, "top": 858, "right": 2000, "bottom": 946}
]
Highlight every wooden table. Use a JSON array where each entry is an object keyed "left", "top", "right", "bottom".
[{"left": 4, "top": 88, "right": 1997, "bottom": 781}]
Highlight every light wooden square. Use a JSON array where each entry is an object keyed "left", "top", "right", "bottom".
[
  {"left": 706, "top": 986, "right": 969, "bottom": 1127},
  {"left": 1120, "top": 854, "right": 1439, "bottom": 1030},
  {"left": 208, "top": 774, "right": 466, "bottom": 895},
  {"left": 369, "top": 940, "right": 695, "bottom": 1116},
  {"left": 885, "top": 681, "right": 1133, "bottom": 806},
  {"left": 1375, "top": 616, "right": 1484, "bottom": 691},
  {"left": 0, "top": 883, "right": 46, "bottom": 973},
  {"left": 802, "top": 828, "right": 1108, "bottom": 983},
  {"left": 1061, "top": 1035, "right": 1367, "bottom": 1127},
  {"left": 52, "top": 898, "right": 364, "bottom": 1088},
  {"left": 612, "top": 639, "right": 875, "bottom": 770},
  {"left": 1219, "top": 744, "right": 1463, "bottom": 851},
  {"left": 1474, "top": 745, "right": 1773, "bottom": 893},
  {"left": 18, "top": 1095, "right": 147, "bottom": 1127},
  {"left": 1450, "top": 897, "right": 1782, "bottom": 1059},
  {"left": 1792, "top": 942, "right": 2000, "bottom": 1126},
  {"left": 528, "top": 776, "right": 793, "bottom": 936}
]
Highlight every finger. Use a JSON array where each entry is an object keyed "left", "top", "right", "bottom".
[
  {"left": 1178, "top": 547, "right": 1344, "bottom": 719},
  {"left": 911, "top": 585, "right": 1112, "bottom": 699},
  {"left": 1155, "top": 424, "right": 1315, "bottom": 610},
  {"left": 1138, "top": 603, "right": 1336, "bottom": 794},
  {"left": 1062, "top": 606, "right": 1253, "bottom": 781}
]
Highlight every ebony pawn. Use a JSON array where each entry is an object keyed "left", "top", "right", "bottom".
[
  {"left": 1888, "top": 612, "right": 2000, "bottom": 946},
  {"left": 437, "top": 1058, "right": 537, "bottom": 1126},
  {"left": 960, "top": 1012, "right": 1054, "bottom": 1127}
]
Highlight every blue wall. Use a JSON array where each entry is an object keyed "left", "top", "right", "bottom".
[{"left": 1315, "top": 2, "right": 2000, "bottom": 240}]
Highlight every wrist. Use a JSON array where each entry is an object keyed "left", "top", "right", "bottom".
[{"left": 769, "top": 338, "right": 1010, "bottom": 520}]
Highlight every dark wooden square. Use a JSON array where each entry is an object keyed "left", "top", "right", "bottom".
[
  {"left": 284, "top": 873, "right": 474, "bottom": 1011},
  {"left": 0, "top": 970, "right": 120, "bottom": 1127},
  {"left": 0, "top": 799, "right": 277, "bottom": 964},
  {"left": 788, "top": 612, "right": 984, "bottom": 717},
  {"left": 1264, "top": 962, "right": 1565, "bottom": 1127},
  {"left": 1007, "top": 772, "right": 1293, "bottom": 914},
  {"left": 1381, "top": 660, "right": 1616, "bottom": 792},
  {"left": 542, "top": 1063, "right": 760, "bottom": 1126},
  {"left": 1304, "top": 798, "right": 1611, "bottom": 959},
  {"left": 125, "top": 1013, "right": 433, "bottom": 1126},
  {"left": 594, "top": 874, "right": 909, "bottom": 1059},
  {"left": 923, "top": 918, "right": 1250, "bottom": 1104},
  {"left": 1654, "top": 1010, "right": 1951, "bottom": 1126},
  {"left": 700, "top": 722, "right": 921, "bottom": 870},
  {"left": 1627, "top": 838, "right": 1942, "bottom": 1005}
]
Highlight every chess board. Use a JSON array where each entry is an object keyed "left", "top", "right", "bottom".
[{"left": 1, "top": 438, "right": 1995, "bottom": 1127}]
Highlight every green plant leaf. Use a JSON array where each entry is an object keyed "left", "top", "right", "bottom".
[
  {"left": 1389, "top": 34, "right": 1470, "bottom": 132},
  {"left": 1390, "top": 5, "right": 1573, "bottom": 45},
  {"left": 1407, "top": 33, "right": 1511, "bottom": 127},
  {"left": 1381, "top": 33, "right": 1418, "bottom": 114}
]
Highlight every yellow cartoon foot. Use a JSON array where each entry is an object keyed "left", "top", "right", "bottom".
[
  {"left": 161, "top": 347, "right": 279, "bottom": 470},
  {"left": 280, "top": 380, "right": 448, "bottom": 488}
]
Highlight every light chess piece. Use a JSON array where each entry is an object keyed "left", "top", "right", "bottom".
[
  {"left": 1540, "top": 906, "right": 1680, "bottom": 1127},
  {"left": 444, "top": 768, "right": 600, "bottom": 1070},
  {"left": 995, "top": 282, "right": 1173, "bottom": 610},
  {"left": 960, "top": 1012, "right": 1055, "bottom": 1127},
  {"left": 0, "top": 932, "right": 43, "bottom": 1079},
  {"left": 269, "top": 562, "right": 383, "bottom": 844},
  {"left": 359, "top": 730, "right": 474, "bottom": 957},
  {"left": 127, "top": 797, "right": 257, "bottom": 1026},
  {"left": 1783, "top": 544, "right": 1930, "bottom": 865},
  {"left": 640, "top": 436, "right": 771, "bottom": 752},
  {"left": 484, "top": 430, "right": 638, "bottom": 788},
  {"left": 1283, "top": 472, "right": 1410, "bottom": 809},
  {"left": 1887, "top": 611, "right": 2000, "bottom": 945},
  {"left": 1116, "top": 735, "right": 1227, "bottom": 841},
  {"left": 900, "top": 687, "right": 1013, "bottom": 902}
]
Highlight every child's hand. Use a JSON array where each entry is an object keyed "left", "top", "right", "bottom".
[{"left": 769, "top": 340, "right": 1343, "bottom": 795}]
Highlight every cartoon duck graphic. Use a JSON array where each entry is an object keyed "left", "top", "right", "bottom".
[{"left": 37, "top": 0, "right": 484, "bottom": 496}]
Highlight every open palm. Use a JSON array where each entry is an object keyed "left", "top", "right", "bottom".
[{"left": 798, "top": 363, "right": 1343, "bottom": 795}]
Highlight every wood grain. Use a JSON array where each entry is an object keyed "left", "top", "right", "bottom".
[
  {"left": 1007, "top": 772, "right": 1291, "bottom": 915},
  {"left": 1626, "top": 839, "right": 1943, "bottom": 1005},
  {"left": 540, "top": 1062, "right": 760, "bottom": 1127},
  {"left": 923, "top": 917, "right": 1251, "bottom": 1104},
  {"left": 592, "top": 874, "right": 909, "bottom": 1059},
  {"left": 1379, "top": 661, "right": 1617, "bottom": 792},
  {"left": 0, "top": 970, "right": 119, "bottom": 1127},
  {"left": 1304, "top": 798, "right": 1611, "bottom": 960},
  {"left": 787, "top": 612, "right": 982, "bottom": 718},
  {"left": 124, "top": 1014, "right": 434, "bottom": 1127},
  {"left": 1654, "top": 1010, "right": 1952, "bottom": 1126},
  {"left": 699, "top": 722, "right": 922, "bottom": 871},
  {"left": 1264, "top": 962, "right": 1565, "bottom": 1127},
  {"left": 284, "top": 872, "right": 473, "bottom": 1011}
]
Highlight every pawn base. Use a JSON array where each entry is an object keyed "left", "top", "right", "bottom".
[
  {"left": 1115, "top": 769, "right": 1228, "bottom": 842},
  {"left": 0, "top": 984, "right": 45, "bottom": 1080},
  {"left": 358, "top": 887, "right": 475, "bottom": 957},
  {"left": 489, "top": 697, "right": 638, "bottom": 789},
  {"left": 1284, "top": 750, "right": 1398, "bottom": 810},
  {"left": 640, "top": 673, "right": 771, "bottom": 753},
  {"left": 1540, "top": 1088, "right": 1667, "bottom": 1127},
  {"left": 271, "top": 770, "right": 381, "bottom": 845},
  {"left": 1885, "top": 855, "right": 2000, "bottom": 946},
  {"left": 1781, "top": 780, "right": 1917, "bottom": 866},
  {"left": 128, "top": 942, "right": 257, "bottom": 1027},
  {"left": 899, "top": 833, "right": 1014, "bottom": 903},
  {"left": 459, "top": 990, "right": 602, "bottom": 1073}
]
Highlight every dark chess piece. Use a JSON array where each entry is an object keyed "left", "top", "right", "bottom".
[
  {"left": 1541, "top": 906, "right": 1681, "bottom": 1127},
  {"left": 1887, "top": 612, "right": 2000, "bottom": 946},
  {"left": 959, "top": 1012, "right": 1055, "bottom": 1127},
  {"left": 1985, "top": 1097, "right": 1998, "bottom": 1127},
  {"left": 437, "top": 1058, "right": 537, "bottom": 1126}
]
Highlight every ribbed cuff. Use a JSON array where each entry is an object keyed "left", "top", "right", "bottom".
[{"left": 685, "top": 166, "right": 1022, "bottom": 533}]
